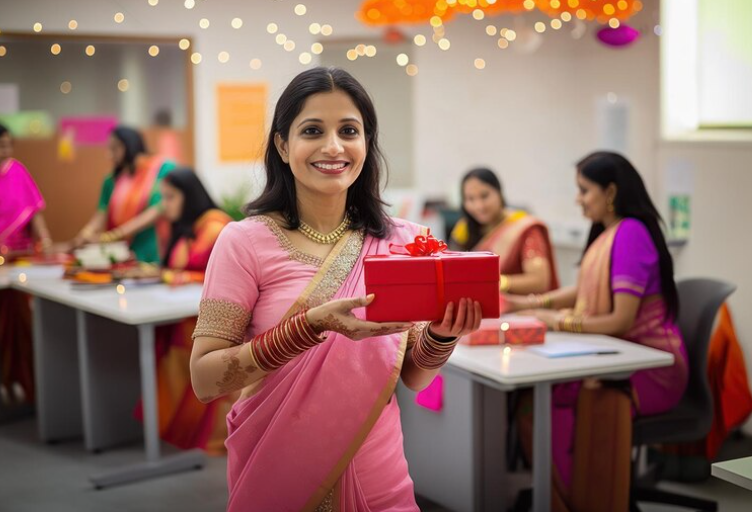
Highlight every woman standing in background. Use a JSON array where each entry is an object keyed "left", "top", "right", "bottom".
[{"left": 69, "top": 126, "right": 176, "bottom": 263}]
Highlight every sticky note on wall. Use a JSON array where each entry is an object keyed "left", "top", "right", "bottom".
[{"left": 217, "top": 83, "right": 267, "bottom": 163}]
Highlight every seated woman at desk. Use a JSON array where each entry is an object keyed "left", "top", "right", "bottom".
[
  {"left": 0, "top": 123, "right": 52, "bottom": 408},
  {"left": 69, "top": 126, "right": 176, "bottom": 263},
  {"left": 450, "top": 167, "right": 558, "bottom": 294},
  {"left": 153, "top": 168, "right": 232, "bottom": 453},
  {"left": 507, "top": 151, "right": 688, "bottom": 511}
]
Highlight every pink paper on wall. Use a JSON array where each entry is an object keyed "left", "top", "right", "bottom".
[
  {"left": 59, "top": 116, "right": 118, "bottom": 144},
  {"left": 415, "top": 374, "right": 444, "bottom": 412}
]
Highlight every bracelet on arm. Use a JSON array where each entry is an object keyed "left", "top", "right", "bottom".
[
  {"left": 248, "top": 310, "right": 326, "bottom": 372},
  {"left": 99, "top": 228, "right": 124, "bottom": 243},
  {"left": 411, "top": 324, "right": 458, "bottom": 370},
  {"left": 528, "top": 293, "right": 552, "bottom": 309},
  {"left": 499, "top": 274, "right": 510, "bottom": 293},
  {"left": 558, "top": 315, "right": 584, "bottom": 333}
]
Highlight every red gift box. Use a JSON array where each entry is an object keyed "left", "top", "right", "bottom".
[
  {"left": 463, "top": 316, "right": 547, "bottom": 346},
  {"left": 364, "top": 244, "right": 500, "bottom": 322}
]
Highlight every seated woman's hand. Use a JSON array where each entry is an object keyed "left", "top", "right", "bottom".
[
  {"left": 306, "top": 294, "right": 414, "bottom": 341},
  {"left": 530, "top": 309, "right": 564, "bottom": 331},
  {"left": 428, "top": 298, "right": 483, "bottom": 340},
  {"left": 503, "top": 293, "right": 532, "bottom": 313}
]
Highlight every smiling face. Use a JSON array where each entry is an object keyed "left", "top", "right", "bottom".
[
  {"left": 274, "top": 89, "right": 367, "bottom": 199},
  {"left": 462, "top": 177, "right": 504, "bottom": 226}
]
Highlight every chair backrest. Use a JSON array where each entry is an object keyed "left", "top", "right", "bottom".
[{"left": 676, "top": 278, "right": 736, "bottom": 436}]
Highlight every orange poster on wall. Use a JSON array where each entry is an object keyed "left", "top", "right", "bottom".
[{"left": 216, "top": 83, "right": 267, "bottom": 162}]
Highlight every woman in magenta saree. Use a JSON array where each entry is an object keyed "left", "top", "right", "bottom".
[
  {"left": 190, "top": 68, "right": 482, "bottom": 511},
  {"left": 510, "top": 152, "right": 688, "bottom": 511},
  {"left": 0, "top": 124, "right": 52, "bottom": 254},
  {"left": 0, "top": 123, "right": 52, "bottom": 408}
]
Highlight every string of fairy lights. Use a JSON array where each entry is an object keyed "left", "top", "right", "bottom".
[{"left": 0, "top": 0, "right": 657, "bottom": 95}]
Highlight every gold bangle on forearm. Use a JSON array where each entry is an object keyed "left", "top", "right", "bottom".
[
  {"left": 559, "top": 315, "right": 584, "bottom": 333},
  {"left": 100, "top": 228, "right": 124, "bottom": 243},
  {"left": 499, "top": 274, "right": 510, "bottom": 293}
]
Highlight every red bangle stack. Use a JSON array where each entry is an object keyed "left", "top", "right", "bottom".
[
  {"left": 249, "top": 311, "right": 324, "bottom": 372},
  {"left": 411, "top": 325, "right": 458, "bottom": 370}
]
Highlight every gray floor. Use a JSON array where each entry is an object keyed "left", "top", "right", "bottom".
[{"left": 1, "top": 413, "right": 751, "bottom": 512}]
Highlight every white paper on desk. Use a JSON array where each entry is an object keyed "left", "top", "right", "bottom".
[{"left": 528, "top": 342, "right": 619, "bottom": 358}]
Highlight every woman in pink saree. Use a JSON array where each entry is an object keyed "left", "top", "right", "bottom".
[
  {"left": 450, "top": 168, "right": 558, "bottom": 294},
  {"left": 190, "top": 67, "right": 482, "bottom": 511}
]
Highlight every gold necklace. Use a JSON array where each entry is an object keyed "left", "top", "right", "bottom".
[{"left": 298, "top": 215, "right": 350, "bottom": 244}]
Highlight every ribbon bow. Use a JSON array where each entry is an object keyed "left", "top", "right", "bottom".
[{"left": 390, "top": 231, "right": 448, "bottom": 256}]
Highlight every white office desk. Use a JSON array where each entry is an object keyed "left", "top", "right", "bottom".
[
  {"left": 712, "top": 456, "right": 752, "bottom": 492},
  {"left": 9, "top": 269, "right": 205, "bottom": 488},
  {"left": 399, "top": 333, "right": 675, "bottom": 512}
]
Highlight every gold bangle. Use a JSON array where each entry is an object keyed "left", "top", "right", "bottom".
[
  {"left": 541, "top": 294, "right": 553, "bottom": 309},
  {"left": 499, "top": 275, "right": 510, "bottom": 293},
  {"left": 562, "top": 315, "right": 573, "bottom": 332}
]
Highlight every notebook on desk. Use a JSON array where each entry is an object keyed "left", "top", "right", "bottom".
[{"left": 528, "top": 341, "right": 620, "bottom": 358}]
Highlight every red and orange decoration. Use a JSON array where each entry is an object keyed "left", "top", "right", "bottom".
[{"left": 357, "top": 0, "right": 643, "bottom": 26}]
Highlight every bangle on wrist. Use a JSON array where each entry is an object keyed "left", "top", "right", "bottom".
[{"left": 499, "top": 274, "right": 510, "bottom": 293}]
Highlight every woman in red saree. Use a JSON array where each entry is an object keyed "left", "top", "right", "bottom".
[
  {"left": 509, "top": 152, "right": 688, "bottom": 511},
  {"left": 190, "top": 67, "right": 482, "bottom": 511},
  {"left": 450, "top": 168, "right": 558, "bottom": 294},
  {"left": 69, "top": 126, "right": 176, "bottom": 263},
  {"left": 150, "top": 169, "right": 232, "bottom": 453}
]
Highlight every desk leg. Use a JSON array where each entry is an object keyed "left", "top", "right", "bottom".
[
  {"left": 32, "top": 297, "right": 82, "bottom": 441},
  {"left": 77, "top": 311, "right": 142, "bottom": 452},
  {"left": 532, "top": 382, "right": 551, "bottom": 512},
  {"left": 89, "top": 323, "right": 205, "bottom": 488}
]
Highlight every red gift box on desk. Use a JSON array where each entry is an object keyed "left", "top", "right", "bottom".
[
  {"left": 462, "top": 316, "right": 546, "bottom": 346},
  {"left": 364, "top": 233, "right": 500, "bottom": 322}
]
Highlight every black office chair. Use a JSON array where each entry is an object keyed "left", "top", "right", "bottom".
[{"left": 630, "top": 278, "right": 736, "bottom": 512}]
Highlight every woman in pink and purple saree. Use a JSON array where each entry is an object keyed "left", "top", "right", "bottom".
[
  {"left": 189, "top": 67, "right": 483, "bottom": 511},
  {"left": 509, "top": 151, "right": 688, "bottom": 512}
]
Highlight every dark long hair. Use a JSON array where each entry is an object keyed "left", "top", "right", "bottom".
[
  {"left": 245, "top": 67, "right": 392, "bottom": 238},
  {"left": 459, "top": 168, "right": 507, "bottom": 251},
  {"left": 111, "top": 126, "right": 146, "bottom": 178},
  {"left": 578, "top": 151, "right": 679, "bottom": 321},
  {"left": 0, "top": 123, "right": 8, "bottom": 138},
  {"left": 162, "top": 168, "right": 218, "bottom": 266}
]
